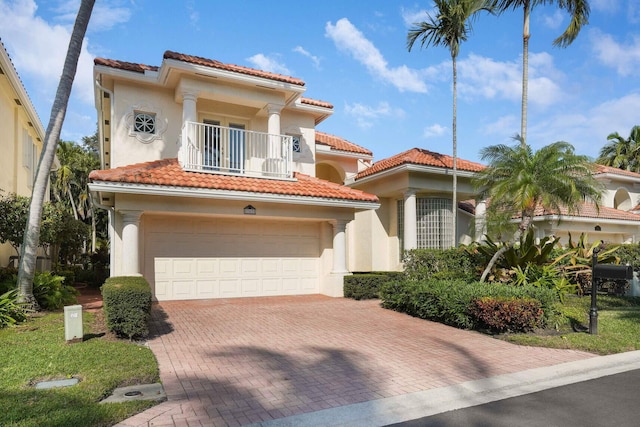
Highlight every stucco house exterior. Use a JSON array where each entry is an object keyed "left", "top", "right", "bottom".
[
  {"left": 0, "top": 40, "right": 46, "bottom": 268},
  {"left": 88, "top": 51, "right": 380, "bottom": 301},
  {"left": 88, "top": 50, "right": 640, "bottom": 301}
]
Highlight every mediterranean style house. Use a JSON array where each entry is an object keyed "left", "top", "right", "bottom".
[
  {"left": 88, "top": 50, "right": 640, "bottom": 301},
  {"left": 0, "top": 40, "right": 46, "bottom": 268}
]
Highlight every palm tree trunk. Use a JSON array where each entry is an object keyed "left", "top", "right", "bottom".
[
  {"left": 17, "top": 0, "right": 95, "bottom": 308},
  {"left": 520, "top": 0, "right": 530, "bottom": 147},
  {"left": 452, "top": 54, "right": 458, "bottom": 248}
]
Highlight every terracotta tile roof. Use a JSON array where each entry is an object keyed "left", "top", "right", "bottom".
[
  {"left": 356, "top": 148, "right": 485, "bottom": 179},
  {"left": 95, "top": 51, "right": 307, "bottom": 87},
  {"left": 89, "top": 158, "right": 378, "bottom": 203},
  {"left": 315, "top": 132, "right": 372, "bottom": 156},
  {"left": 527, "top": 202, "right": 640, "bottom": 222},
  {"left": 301, "top": 98, "right": 334, "bottom": 109},
  {"left": 94, "top": 57, "right": 159, "bottom": 73},
  {"left": 163, "top": 51, "right": 305, "bottom": 86},
  {"left": 594, "top": 164, "right": 640, "bottom": 180}
]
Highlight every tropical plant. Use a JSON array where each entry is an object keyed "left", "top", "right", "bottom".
[
  {"left": 552, "top": 232, "right": 620, "bottom": 292},
  {"left": 512, "top": 263, "right": 577, "bottom": 302},
  {"left": 17, "top": 0, "right": 95, "bottom": 309},
  {"left": 0, "top": 289, "right": 27, "bottom": 328},
  {"left": 493, "top": 0, "right": 590, "bottom": 145},
  {"left": 407, "top": 0, "right": 494, "bottom": 247},
  {"left": 596, "top": 125, "right": 640, "bottom": 172},
  {"left": 474, "top": 139, "right": 603, "bottom": 237},
  {"left": 32, "top": 272, "right": 78, "bottom": 310}
]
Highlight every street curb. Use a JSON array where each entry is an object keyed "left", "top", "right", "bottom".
[{"left": 250, "top": 350, "right": 640, "bottom": 427}]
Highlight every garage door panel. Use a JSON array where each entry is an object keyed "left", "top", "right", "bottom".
[{"left": 148, "top": 218, "right": 321, "bottom": 301}]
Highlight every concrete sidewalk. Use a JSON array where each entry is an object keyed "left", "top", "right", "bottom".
[{"left": 115, "top": 296, "right": 599, "bottom": 427}]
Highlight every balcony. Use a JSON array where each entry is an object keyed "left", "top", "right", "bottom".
[{"left": 178, "top": 121, "right": 294, "bottom": 179}]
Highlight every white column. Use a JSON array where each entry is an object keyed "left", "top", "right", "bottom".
[
  {"left": 331, "top": 219, "right": 349, "bottom": 274},
  {"left": 266, "top": 103, "right": 283, "bottom": 136},
  {"left": 182, "top": 91, "right": 198, "bottom": 123},
  {"left": 403, "top": 189, "right": 418, "bottom": 251},
  {"left": 474, "top": 199, "right": 487, "bottom": 242},
  {"left": 120, "top": 210, "right": 143, "bottom": 276}
]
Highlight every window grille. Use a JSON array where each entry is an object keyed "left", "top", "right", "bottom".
[
  {"left": 397, "top": 197, "right": 453, "bottom": 252},
  {"left": 133, "top": 112, "right": 156, "bottom": 134}
]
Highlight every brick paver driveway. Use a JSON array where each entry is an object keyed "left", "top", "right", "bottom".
[{"left": 117, "top": 295, "right": 594, "bottom": 427}]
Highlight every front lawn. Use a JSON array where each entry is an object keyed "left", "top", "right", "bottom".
[
  {"left": 501, "top": 295, "right": 640, "bottom": 355},
  {"left": 0, "top": 311, "right": 160, "bottom": 427}
]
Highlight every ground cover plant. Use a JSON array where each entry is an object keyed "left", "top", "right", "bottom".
[{"left": 0, "top": 310, "right": 160, "bottom": 426}]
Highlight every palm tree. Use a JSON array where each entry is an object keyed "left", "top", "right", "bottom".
[
  {"left": 494, "top": 0, "right": 590, "bottom": 146},
  {"left": 17, "top": 0, "right": 95, "bottom": 308},
  {"left": 596, "top": 125, "right": 640, "bottom": 172},
  {"left": 474, "top": 137, "right": 602, "bottom": 237},
  {"left": 407, "top": 0, "right": 494, "bottom": 248}
]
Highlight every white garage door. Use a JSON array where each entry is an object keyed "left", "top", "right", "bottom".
[{"left": 144, "top": 216, "right": 321, "bottom": 301}]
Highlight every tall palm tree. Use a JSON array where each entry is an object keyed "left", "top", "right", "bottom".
[
  {"left": 596, "top": 125, "right": 640, "bottom": 172},
  {"left": 494, "top": 0, "right": 590, "bottom": 146},
  {"left": 474, "top": 137, "right": 602, "bottom": 237},
  {"left": 17, "top": 0, "right": 95, "bottom": 308},
  {"left": 407, "top": 0, "right": 494, "bottom": 248}
]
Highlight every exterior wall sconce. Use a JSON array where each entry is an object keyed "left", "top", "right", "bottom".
[
  {"left": 595, "top": 225, "right": 601, "bottom": 231},
  {"left": 244, "top": 205, "right": 256, "bottom": 215}
]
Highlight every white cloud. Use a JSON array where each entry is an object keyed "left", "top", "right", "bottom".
[
  {"left": 400, "top": 7, "right": 433, "bottom": 27},
  {"left": 542, "top": 10, "right": 563, "bottom": 30},
  {"left": 293, "top": 46, "right": 320, "bottom": 68},
  {"left": 344, "top": 101, "right": 405, "bottom": 129},
  {"left": 246, "top": 53, "right": 291, "bottom": 75},
  {"left": 423, "top": 124, "right": 447, "bottom": 138},
  {"left": 0, "top": 0, "right": 100, "bottom": 108},
  {"left": 590, "top": 29, "right": 640, "bottom": 76},
  {"left": 458, "top": 52, "right": 564, "bottom": 108},
  {"left": 480, "top": 115, "right": 519, "bottom": 138},
  {"left": 325, "top": 18, "right": 428, "bottom": 93}
]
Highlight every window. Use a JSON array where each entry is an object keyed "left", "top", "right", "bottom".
[
  {"left": 133, "top": 112, "right": 156, "bottom": 134},
  {"left": 291, "top": 135, "right": 301, "bottom": 153},
  {"left": 228, "top": 123, "right": 245, "bottom": 171},
  {"left": 22, "top": 129, "right": 37, "bottom": 188},
  {"left": 397, "top": 197, "right": 453, "bottom": 251},
  {"left": 203, "top": 120, "right": 221, "bottom": 169}
]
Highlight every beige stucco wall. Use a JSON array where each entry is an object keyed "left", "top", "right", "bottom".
[{"left": 0, "top": 67, "right": 44, "bottom": 267}]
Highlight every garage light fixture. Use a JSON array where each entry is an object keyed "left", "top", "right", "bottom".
[{"left": 244, "top": 205, "right": 256, "bottom": 215}]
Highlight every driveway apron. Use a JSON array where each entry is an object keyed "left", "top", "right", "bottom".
[{"left": 116, "top": 295, "right": 594, "bottom": 426}]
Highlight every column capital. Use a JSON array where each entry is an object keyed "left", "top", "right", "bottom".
[
  {"left": 404, "top": 188, "right": 419, "bottom": 197},
  {"left": 181, "top": 90, "right": 199, "bottom": 102},
  {"left": 330, "top": 219, "right": 350, "bottom": 230},
  {"left": 265, "top": 103, "right": 284, "bottom": 115},
  {"left": 118, "top": 209, "right": 143, "bottom": 224}
]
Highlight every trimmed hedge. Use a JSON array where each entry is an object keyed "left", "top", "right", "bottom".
[
  {"left": 344, "top": 272, "right": 405, "bottom": 300},
  {"left": 403, "top": 248, "right": 480, "bottom": 283},
  {"left": 102, "top": 276, "right": 152, "bottom": 339},
  {"left": 380, "top": 279, "right": 558, "bottom": 330}
]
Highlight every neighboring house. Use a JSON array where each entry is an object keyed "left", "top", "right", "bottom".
[
  {"left": 0, "top": 40, "right": 46, "bottom": 268},
  {"left": 88, "top": 50, "right": 640, "bottom": 302},
  {"left": 88, "top": 51, "right": 380, "bottom": 301}
]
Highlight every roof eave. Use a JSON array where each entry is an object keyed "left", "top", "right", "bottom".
[{"left": 88, "top": 181, "right": 380, "bottom": 210}]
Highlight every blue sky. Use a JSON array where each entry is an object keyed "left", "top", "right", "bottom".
[{"left": 1, "top": 0, "right": 639, "bottom": 164}]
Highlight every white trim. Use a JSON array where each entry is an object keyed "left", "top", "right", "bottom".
[
  {"left": 316, "top": 146, "right": 373, "bottom": 161},
  {"left": 531, "top": 215, "right": 640, "bottom": 226},
  {"left": 596, "top": 173, "right": 640, "bottom": 184},
  {"left": 88, "top": 181, "right": 380, "bottom": 210},
  {"left": 355, "top": 163, "right": 478, "bottom": 185}
]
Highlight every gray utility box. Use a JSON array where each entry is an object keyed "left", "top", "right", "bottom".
[{"left": 64, "top": 305, "right": 83, "bottom": 343}]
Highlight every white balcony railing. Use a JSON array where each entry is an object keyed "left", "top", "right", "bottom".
[{"left": 178, "top": 121, "right": 293, "bottom": 179}]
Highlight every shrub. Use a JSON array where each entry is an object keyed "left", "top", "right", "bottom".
[
  {"left": 0, "top": 289, "right": 26, "bottom": 328},
  {"left": 53, "top": 269, "right": 76, "bottom": 287},
  {"left": 344, "top": 272, "right": 404, "bottom": 300},
  {"left": 102, "top": 276, "right": 152, "bottom": 339},
  {"left": 380, "top": 279, "right": 558, "bottom": 330},
  {"left": 32, "top": 272, "right": 79, "bottom": 310},
  {"left": 469, "top": 296, "right": 544, "bottom": 333},
  {"left": 403, "top": 248, "right": 479, "bottom": 283}
]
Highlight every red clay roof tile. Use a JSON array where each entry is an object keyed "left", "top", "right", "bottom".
[
  {"left": 523, "top": 202, "right": 640, "bottom": 222},
  {"left": 594, "top": 164, "right": 640, "bottom": 180},
  {"left": 315, "top": 132, "right": 372, "bottom": 156},
  {"left": 356, "top": 147, "right": 485, "bottom": 179},
  {"left": 89, "top": 158, "right": 378, "bottom": 203},
  {"left": 301, "top": 98, "right": 334, "bottom": 109},
  {"left": 163, "top": 51, "right": 305, "bottom": 86},
  {"left": 94, "top": 57, "right": 159, "bottom": 73}
]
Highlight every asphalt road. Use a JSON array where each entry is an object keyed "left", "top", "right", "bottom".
[{"left": 388, "top": 369, "right": 640, "bottom": 427}]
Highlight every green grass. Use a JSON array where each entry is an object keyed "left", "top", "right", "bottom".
[
  {"left": 502, "top": 295, "right": 640, "bottom": 355},
  {"left": 0, "top": 311, "right": 160, "bottom": 427}
]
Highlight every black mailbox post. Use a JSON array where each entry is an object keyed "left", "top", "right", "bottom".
[{"left": 590, "top": 248, "right": 633, "bottom": 335}]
